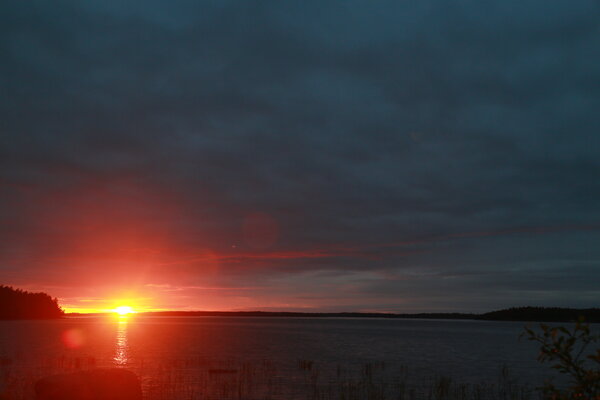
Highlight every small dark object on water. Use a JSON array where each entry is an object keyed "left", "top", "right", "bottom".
[
  {"left": 208, "top": 368, "right": 238, "bottom": 374},
  {"left": 298, "top": 359, "right": 313, "bottom": 371},
  {"left": 35, "top": 368, "right": 142, "bottom": 400}
]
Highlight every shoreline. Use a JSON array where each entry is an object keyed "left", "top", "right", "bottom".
[{"left": 61, "top": 306, "right": 600, "bottom": 323}]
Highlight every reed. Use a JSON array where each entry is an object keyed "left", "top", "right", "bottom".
[{"left": 0, "top": 355, "right": 540, "bottom": 400}]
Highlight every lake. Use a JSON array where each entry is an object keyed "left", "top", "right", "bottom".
[{"left": 0, "top": 316, "right": 554, "bottom": 399}]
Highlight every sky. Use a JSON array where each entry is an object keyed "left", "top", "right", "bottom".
[{"left": 1, "top": 0, "right": 599, "bottom": 313}]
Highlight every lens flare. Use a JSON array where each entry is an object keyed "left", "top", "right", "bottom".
[{"left": 62, "top": 328, "right": 85, "bottom": 349}]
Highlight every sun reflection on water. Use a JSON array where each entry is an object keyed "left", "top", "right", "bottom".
[{"left": 113, "top": 316, "right": 129, "bottom": 365}]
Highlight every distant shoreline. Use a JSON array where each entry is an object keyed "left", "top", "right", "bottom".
[{"left": 65, "top": 307, "right": 600, "bottom": 323}]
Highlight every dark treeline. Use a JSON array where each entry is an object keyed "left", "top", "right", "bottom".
[
  {"left": 140, "top": 307, "right": 600, "bottom": 323},
  {"left": 479, "top": 306, "right": 600, "bottom": 322},
  {"left": 0, "top": 285, "right": 64, "bottom": 319},
  {"left": 138, "top": 311, "right": 476, "bottom": 319}
]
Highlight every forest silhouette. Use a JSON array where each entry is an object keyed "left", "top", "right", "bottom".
[
  {"left": 0, "top": 285, "right": 64, "bottom": 319},
  {"left": 144, "top": 306, "right": 600, "bottom": 322}
]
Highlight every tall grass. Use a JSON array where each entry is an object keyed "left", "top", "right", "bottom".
[{"left": 0, "top": 355, "right": 539, "bottom": 400}]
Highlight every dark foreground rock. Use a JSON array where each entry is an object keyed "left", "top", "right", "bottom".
[{"left": 35, "top": 368, "right": 142, "bottom": 400}]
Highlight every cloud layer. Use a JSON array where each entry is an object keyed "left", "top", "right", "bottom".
[{"left": 1, "top": 0, "right": 600, "bottom": 312}]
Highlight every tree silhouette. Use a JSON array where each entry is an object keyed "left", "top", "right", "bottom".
[{"left": 0, "top": 285, "right": 64, "bottom": 319}]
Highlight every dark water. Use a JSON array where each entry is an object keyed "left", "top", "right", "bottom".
[{"left": 0, "top": 316, "right": 553, "bottom": 398}]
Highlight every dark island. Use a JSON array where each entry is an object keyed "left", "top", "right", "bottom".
[
  {"left": 479, "top": 306, "right": 600, "bottom": 322},
  {"left": 0, "top": 285, "right": 64, "bottom": 319}
]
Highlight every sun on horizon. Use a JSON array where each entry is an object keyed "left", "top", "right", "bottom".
[{"left": 113, "top": 306, "right": 135, "bottom": 315}]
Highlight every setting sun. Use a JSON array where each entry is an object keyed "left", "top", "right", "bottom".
[{"left": 113, "top": 306, "right": 135, "bottom": 315}]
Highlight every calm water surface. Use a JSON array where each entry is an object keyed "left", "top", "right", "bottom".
[{"left": 0, "top": 316, "right": 553, "bottom": 398}]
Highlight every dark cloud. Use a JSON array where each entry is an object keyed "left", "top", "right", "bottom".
[{"left": 1, "top": 0, "right": 599, "bottom": 311}]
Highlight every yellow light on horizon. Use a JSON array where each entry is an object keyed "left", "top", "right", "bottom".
[{"left": 113, "top": 306, "right": 135, "bottom": 315}]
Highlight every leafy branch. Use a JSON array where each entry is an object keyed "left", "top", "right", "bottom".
[{"left": 522, "top": 319, "right": 600, "bottom": 399}]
